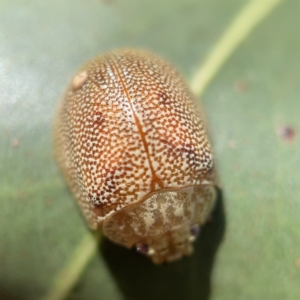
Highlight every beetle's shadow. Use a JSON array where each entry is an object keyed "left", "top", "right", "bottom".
[{"left": 99, "top": 188, "right": 225, "bottom": 300}]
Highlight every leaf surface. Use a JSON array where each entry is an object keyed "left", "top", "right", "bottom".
[{"left": 0, "top": 0, "right": 299, "bottom": 299}]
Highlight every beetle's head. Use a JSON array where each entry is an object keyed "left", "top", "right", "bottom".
[
  {"left": 103, "top": 186, "right": 216, "bottom": 264},
  {"left": 134, "top": 223, "right": 201, "bottom": 264}
]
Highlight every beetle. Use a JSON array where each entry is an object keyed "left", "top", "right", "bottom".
[{"left": 53, "top": 49, "right": 216, "bottom": 264}]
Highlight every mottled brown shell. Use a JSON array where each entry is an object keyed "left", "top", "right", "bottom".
[{"left": 54, "top": 49, "right": 216, "bottom": 263}]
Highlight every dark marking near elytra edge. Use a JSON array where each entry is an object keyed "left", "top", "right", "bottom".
[
  {"left": 93, "top": 111, "right": 105, "bottom": 126},
  {"left": 157, "top": 91, "right": 170, "bottom": 105}
]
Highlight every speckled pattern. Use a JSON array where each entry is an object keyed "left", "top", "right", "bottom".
[
  {"left": 54, "top": 49, "right": 215, "bottom": 230},
  {"left": 103, "top": 185, "right": 216, "bottom": 264}
]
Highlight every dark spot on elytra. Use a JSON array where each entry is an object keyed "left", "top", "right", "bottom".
[
  {"left": 88, "top": 193, "right": 103, "bottom": 207},
  {"left": 157, "top": 91, "right": 170, "bottom": 105},
  {"left": 182, "top": 145, "right": 195, "bottom": 157},
  {"left": 93, "top": 111, "right": 105, "bottom": 126},
  {"left": 277, "top": 125, "right": 296, "bottom": 142}
]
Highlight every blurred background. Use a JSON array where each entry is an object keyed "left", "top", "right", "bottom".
[{"left": 0, "top": 0, "right": 299, "bottom": 299}]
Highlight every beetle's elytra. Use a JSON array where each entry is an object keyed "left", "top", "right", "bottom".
[{"left": 54, "top": 49, "right": 216, "bottom": 264}]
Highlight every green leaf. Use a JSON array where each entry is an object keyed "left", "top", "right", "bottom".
[{"left": 0, "top": 0, "right": 299, "bottom": 300}]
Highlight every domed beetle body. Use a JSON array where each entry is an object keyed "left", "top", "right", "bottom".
[{"left": 54, "top": 49, "right": 216, "bottom": 264}]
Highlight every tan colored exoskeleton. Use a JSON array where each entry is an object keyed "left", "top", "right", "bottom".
[{"left": 54, "top": 49, "right": 216, "bottom": 264}]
